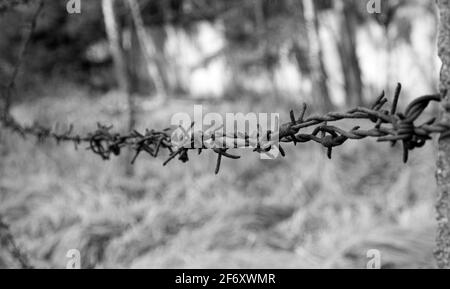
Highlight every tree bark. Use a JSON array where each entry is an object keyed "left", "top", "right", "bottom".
[{"left": 435, "top": 0, "right": 450, "bottom": 269}]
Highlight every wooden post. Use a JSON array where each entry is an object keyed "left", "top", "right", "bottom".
[{"left": 435, "top": 0, "right": 450, "bottom": 269}]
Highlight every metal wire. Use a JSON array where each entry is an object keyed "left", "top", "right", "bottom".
[
  {"left": 1, "top": 83, "right": 449, "bottom": 174},
  {"left": 1, "top": 0, "right": 449, "bottom": 175}
]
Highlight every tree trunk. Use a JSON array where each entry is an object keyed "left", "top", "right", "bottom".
[
  {"left": 253, "top": 0, "right": 279, "bottom": 98},
  {"left": 149, "top": 27, "right": 172, "bottom": 95},
  {"left": 102, "top": 0, "right": 129, "bottom": 95},
  {"left": 337, "top": 1, "right": 364, "bottom": 107},
  {"left": 102, "top": 0, "right": 135, "bottom": 176},
  {"left": 126, "top": 0, "right": 168, "bottom": 102},
  {"left": 435, "top": 0, "right": 450, "bottom": 269},
  {"left": 302, "top": 0, "right": 333, "bottom": 111}
]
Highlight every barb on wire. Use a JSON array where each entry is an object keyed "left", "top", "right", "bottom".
[
  {"left": 1, "top": 83, "right": 450, "bottom": 174},
  {"left": 1, "top": 0, "right": 449, "bottom": 174}
]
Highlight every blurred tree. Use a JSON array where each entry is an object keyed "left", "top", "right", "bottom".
[
  {"left": 336, "top": 0, "right": 364, "bottom": 107},
  {"left": 253, "top": 0, "right": 279, "bottom": 98},
  {"left": 0, "top": 1, "right": 108, "bottom": 90},
  {"left": 302, "top": 0, "right": 333, "bottom": 111},
  {"left": 372, "top": 0, "right": 406, "bottom": 96},
  {"left": 102, "top": 0, "right": 129, "bottom": 97},
  {"left": 102, "top": 0, "right": 135, "bottom": 176},
  {"left": 126, "top": 0, "right": 168, "bottom": 100}
]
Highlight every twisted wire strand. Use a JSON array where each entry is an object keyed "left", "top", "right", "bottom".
[
  {"left": 1, "top": 0, "right": 449, "bottom": 175},
  {"left": 1, "top": 83, "right": 450, "bottom": 174}
]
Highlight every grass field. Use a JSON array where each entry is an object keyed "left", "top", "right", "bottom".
[{"left": 0, "top": 84, "right": 439, "bottom": 268}]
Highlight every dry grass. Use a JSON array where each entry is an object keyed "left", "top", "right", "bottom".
[{"left": 0, "top": 85, "right": 439, "bottom": 268}]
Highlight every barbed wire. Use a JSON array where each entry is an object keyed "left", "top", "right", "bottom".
[
  {"left": 1, "top": 0, "right": 449, "bottom": 177},
  {"left": 1, "top": 83, "right": 449, "bottom": 175}
]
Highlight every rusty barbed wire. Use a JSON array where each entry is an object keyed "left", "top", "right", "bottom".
[
  {"left": 1, "top": 0, "right": 449, "bottom": 176},
  {"left": 1, "top": 83, "right": 450, "bottom": 175},
  {"left": 0, "top": 1, "right": 449, "bottom": 174}
]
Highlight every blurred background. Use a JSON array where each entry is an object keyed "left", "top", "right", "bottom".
[{"left": 0, "top": 0, "right": 442, "bottom": 268}]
